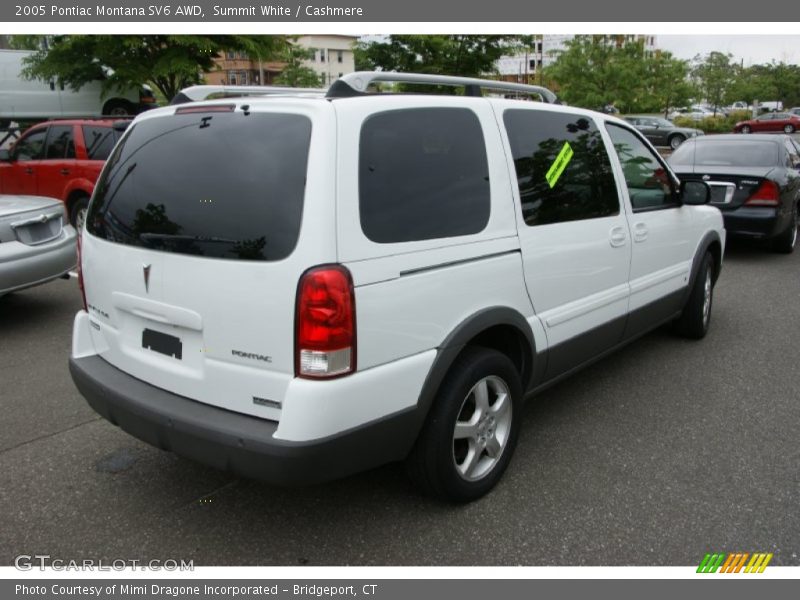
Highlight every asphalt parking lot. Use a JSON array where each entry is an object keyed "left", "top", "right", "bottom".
[{"left": 1, "top": 238, "right": 798, "bottom": 567}]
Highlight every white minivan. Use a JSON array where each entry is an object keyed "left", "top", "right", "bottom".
[
  {"left": 0, "top": 49, "right": 155, "bottom": 124},
  {"left": 69, "top": 73, "right": 725, "bottom": 502}
]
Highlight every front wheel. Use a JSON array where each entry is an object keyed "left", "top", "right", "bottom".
[
  {"left": 668, "top": 134, "right": 686, "bottom": 150},
  {"left": 102, "top": 99, "right": 135, "bottom": 117},
  {"left": 785, "top": 124, "right": 796, "bottom": 134},
  {"left": 674, "top": 253, "right": 714, "bottom": 339},
  {"left": 741, "top": 125, "right": 752, "bottom": 134},
  {"left": 406, "top": 347, "right": 522, "bottom": 502}
]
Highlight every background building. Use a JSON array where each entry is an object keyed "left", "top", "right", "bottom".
[{"left": 295, "top": 35, "right": 357, "bottom": 87}]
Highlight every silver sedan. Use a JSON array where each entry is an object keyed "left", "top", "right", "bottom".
[{"left": 0, "top": 195, "right": 77, "bottom": 297}]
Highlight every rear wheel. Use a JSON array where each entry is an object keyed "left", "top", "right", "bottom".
[
  {"left": 69, "top": 195, "right": 89, "bottom": 231},
  {"left": 741, "top": 125, "right": 752, "bottom": 134},
  {"left": 785, "top": 124, "right": 796, "bottom": 134},
  {"left": 406, "top": 347, "right": 522, "bottom": 502},
  {"left": 668, "top": 134, "right": 686, "bottom": 150},
  {"left": 102, "top": 99, "right": 135, "bottom": 117},
  {"left": 674, "top": 253, "right": 714, "bottom": 339},
  {"left": 771, "top": 204, "right": 798, "bottom": 254}
]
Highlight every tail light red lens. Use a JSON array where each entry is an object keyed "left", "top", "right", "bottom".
[
  {"left": 295, "top": 265, "right": 356, "bottom": 379},
  {"left": 76, "top": 231, "right": 87, "bottom": 311},
  {"left": 745, "top": 180, "right": 780, "bottom": 207}
]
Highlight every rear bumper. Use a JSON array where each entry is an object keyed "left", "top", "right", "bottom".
[
  {"left": 721, "top": 206, "right": 787, "bottom": 239},
  {"left": 69, "top": 354, "right": 425, "bottom": 486},
  {"left": 0, "top": 227, "right": 76, "bottom": 294}
]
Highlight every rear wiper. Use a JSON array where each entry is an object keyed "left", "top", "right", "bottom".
[{"left": 139, "top": 233, "right": 238, "bottom": 244}]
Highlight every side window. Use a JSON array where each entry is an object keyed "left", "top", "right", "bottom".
[
  {"left": 359, "top": 107, "right": 491, "bottom": 243},
  {"left": 606, "top": 123, "right": 677, "bottom": 212},
  {"left": 13, "top": 128, "right": 47, "bottom": 161},
  {"left": 44, "top": 125, "right": 75, "bottom": 159},
  {"left": 82, "top": 125, "right": 118, "bottom": 160},
  {"left": 503, "top": 109, "right": 619, "bottom": 226}
]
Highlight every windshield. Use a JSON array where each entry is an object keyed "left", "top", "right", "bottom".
[
  {"left": 670, "top": 140, "right": 779, "bottom": 168},
  {"left": 87, "top": 110, "right": 312, "bottom": 261}
]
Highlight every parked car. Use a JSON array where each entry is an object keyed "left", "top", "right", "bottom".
[
  {"left": 0, "top": 118, "right": 125, "bottom": 228},
  {"left": 69, "top": 72, "right": 724, "bottom": 502},
  {"left": 788, "top": 107, "right": 800, "bottom": 117},
  {"left": 0, "top": 195, "right": 76, "bottom": 296},
  {"left": 624, "top": 115, "right": 703, "bottom": 149},
  {"left": 668, "top": 105, "right": 719, "bottom": 121},
  {"left": 0, "top": 49, "right": 156, "bottom": 126},
  {"left": 728, "top": 101, "right": 750, "bottom": 112},
  {"left": 668, "top": 134, "right": 800, "bottom": 253},
  {"left": 758, "top": 101, "right": 784, "bottom": 113},
  {"left": 734, "top": 112, "right": 800, "bottom": 134}
]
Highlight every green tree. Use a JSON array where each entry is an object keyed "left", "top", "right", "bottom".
[
  {"left": 273, "top": 42, "right": 322, "bottom": 88},
  {"left": 692, "top": 51, "right": 734, "bottom": 115},
  {"left": 642, "top": 51, "right": 694, "bottom": 117},
  {"left": 354, "top": 35, "right": 525, "bottom": 77},
  {"left": 15, "top": 35, "right": 286, "bottom": 101},
  {"left": 544, "top": 35, "right": 660, "bottom": 113}
]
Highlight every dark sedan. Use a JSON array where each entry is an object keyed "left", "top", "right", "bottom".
[
  {"left": 668, "top": 134, "right": 800, "bottom": 252},
  {"left": 734, "top": 112, "right": 800, "bottom": 134},
  {"left": 624, "top": 115, "right": 703, "bottom": 149}
]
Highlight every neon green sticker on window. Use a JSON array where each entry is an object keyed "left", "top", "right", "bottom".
[{"left": 545, "top": 142, "right": 574, "bottom": 188}]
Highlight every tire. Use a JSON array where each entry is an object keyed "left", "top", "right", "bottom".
[
  {"left": 668, "top": 134, "right": 686, "bottom": 150},
  {"left": 102, "top": 99, "right": 135, "bottom": 117},
  {"left": 406, "top": 347, "right": 523, "bottom": 503},
  {"left": 741, "top": 125, "right": 752, "bottom": 134},
  {"left": 674, "top": 253, "right": 715, "bottom": 339},
  {"left": 69, "top": 195, "right": 89, "bottom": 231},
  {"left": 771, "top": 204, "right": 798, "bottom": 254},
  {"left": 785, "top": 124, "right": 796, "bottom": 134}
]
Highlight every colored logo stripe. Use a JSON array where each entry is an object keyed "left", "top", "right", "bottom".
[
  {"left": 698, "top": 552, "right": 773, "bottom": 573},
  {"left": 545, "top": 142, "right": 574, "bottom": 188}
]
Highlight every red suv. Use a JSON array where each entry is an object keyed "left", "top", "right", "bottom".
[{"left": 0, "top": 119, "right": 124, "bottom": 228}]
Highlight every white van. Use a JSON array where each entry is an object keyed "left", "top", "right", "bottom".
[{"left": 0, "top": 49, "right": 155, "bottom": 124}]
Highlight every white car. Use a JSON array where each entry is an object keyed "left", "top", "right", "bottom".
[
  {"left": 668, "top": 105, "right": 720, "bottom": 121},
  {"left": 69, "top": 73, "right": 725, "bottom": 502},
  {"left": 0, "top": 195, "right": 76, "bottom": 296}
]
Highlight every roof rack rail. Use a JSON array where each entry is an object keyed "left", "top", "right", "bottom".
[
  {"left": 171, "top": 84, "right": 325, "bottom": 105},
  {"left": 326, "top": 72, "right": 559, "bottom": 104}
]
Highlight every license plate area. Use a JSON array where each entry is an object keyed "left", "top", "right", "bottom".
[
  {"left": 708, "top": 181, "right": 736, "bottom": 205},
  {"left": 142, "top": 328, "right": 182, "bottom": 359}
]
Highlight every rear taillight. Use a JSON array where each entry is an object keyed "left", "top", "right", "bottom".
[
  {"left": 295, "top": 265, "right": 356, "bottom": 379},
  {"left": 76, "top": 232, "right": 87, "bottom": 311},
  {"left": 745, "top": 180, "right": 780, "bottom": 206}
]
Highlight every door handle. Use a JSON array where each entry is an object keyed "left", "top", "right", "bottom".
[
  {"left": 60, "top": 168, "right": 70, "bottom": 176},
  {"left": 633, "top": 222, "right": 649, "bottom": 243},
  {"left": 24, "top": 167, "right": 33, "bottom": 175},
  {"left": 609, "top": 226, "right": 627, "bottom": 247}
]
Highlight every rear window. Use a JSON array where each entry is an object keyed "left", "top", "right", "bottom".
[
  {"left": 670, "top": 140, "right": 779, "bottom": 168},
  {"left": 87, "top": 111, "right": 312, "bottom": 261},
  {"left": 82, "top": 125, "right": 120, "bottom": 160},
  {"left": 359, "top": 107, "right": 490, "bottom": 244}
]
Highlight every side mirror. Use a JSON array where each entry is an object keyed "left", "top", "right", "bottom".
[
  {"left": 681, "top": 180, "right": 711, "bottom": 205},
  {"left": 0, "top": 149, "right": 11, "bottom": 162}
]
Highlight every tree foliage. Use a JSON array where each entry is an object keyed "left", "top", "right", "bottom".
[
  {"left": 691, "top": 51, "right": 735, "bottom": 114},
  {"left": 354, "top": 35, "right": 524, "bottom": 77},
  {"left": 273, "top": 43, "right": 322, "bottom": 88},
  {"left": 544, "top": 36, "right": 694, "bottom": 114},
  {"left": 15, "top": 35, "right": 286, "bottom": 101}
]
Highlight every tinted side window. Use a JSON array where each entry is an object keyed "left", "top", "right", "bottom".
[
  {"left": 359, "top": 108, "right": 490, "bottom": 243},
  {"left": 44, "top": 125, "right": 75, "bottom": 159},
  {"left": 82, "top": 125, "right": 118, "bottom": 160},
  {"left": 606, "top": 123, "right": 676, "bottom": 211},
  {"left": 503, "top": 109, "right": 619, "bottom": 226},
  {"left": 14, "top": 128, "right": 47, "bottom": 161}
]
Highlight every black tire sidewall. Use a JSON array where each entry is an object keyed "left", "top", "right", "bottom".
[{"left": 414, "top": 348, "right": 523, "bottom": 502}]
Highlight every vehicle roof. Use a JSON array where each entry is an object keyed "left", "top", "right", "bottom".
[{"left": 689, "top": 133, "right": 786, "bottom": 143}]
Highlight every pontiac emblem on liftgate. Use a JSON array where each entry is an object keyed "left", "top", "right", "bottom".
[{"left": 143, "top": 264, "right": 151, "bottom": 293}]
